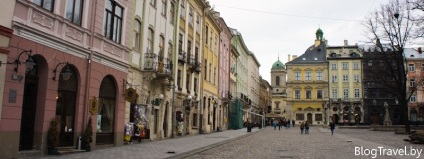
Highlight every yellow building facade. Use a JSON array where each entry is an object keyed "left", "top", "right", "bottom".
[
  {"left": 286, "top": 29, "right": 329, "bottom": 125},
  {"left": 202, "top": 8, "right": 221, "bottom": 133}
]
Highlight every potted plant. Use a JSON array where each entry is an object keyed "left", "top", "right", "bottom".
[
  {"left": 47, "top": 118, "right": 59, "bottom": 155},
  {"left": 81, "top": 116, "right": 93, "bottom": 151}
]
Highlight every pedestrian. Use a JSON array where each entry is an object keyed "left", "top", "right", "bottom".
[
  {"left": 292, "top": 120, "right": 295, "bottom": 127},
  {"left": 300, "top": 122, "right": 305, "bottom": 134},
  {"left": 287, "top": 119, "right": 291, "bottom": 128},
  {"left": 278, "top": 119, "right": 282, "bottom": 130},
  {"left": 329, "top": 122, "right": 335, "bottom": 135},
  {"left": 305, "top": 122, "right": 309, "bottom": 134},
  {"left": 273, "top": 119, "right": 277, "bottom": 130}
]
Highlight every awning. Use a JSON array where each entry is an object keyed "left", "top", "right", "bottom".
[{"left": 265, "top": 112, "right": 283, "bottom": 118}]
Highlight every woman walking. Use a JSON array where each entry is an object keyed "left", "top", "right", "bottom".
[{"left": 300, "top": 122, "right": 305, "bottom": 134}]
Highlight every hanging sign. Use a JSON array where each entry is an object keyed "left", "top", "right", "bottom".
[
  {"left": 124, "top": 88, "right": 137, "bottom": 102},
  {"left": 89, "top": 97, "right": 99, "bottom": 115}
]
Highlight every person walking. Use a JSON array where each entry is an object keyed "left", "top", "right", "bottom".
[
  {"left": 273, "top": 119, "right": 277, "bottom": 130},
  {"left": 305, "top": 122, "right": 310, "bottom": 134},
  {"left": 329, "top": 122, "right": 335, "bottom": 135},
  {"left": 278, "top": 119, "right": 282, "bottom": 130},
  {"left": 287, "top": 119, "right": 291, "bottom": 128},
  {"left": 292, "top": 120, "right": 295, "bottom": 127},
  {"left": 300, "top": 122, "right": 305, "bottom": 134}
]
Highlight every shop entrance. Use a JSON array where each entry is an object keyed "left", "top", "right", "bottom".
[
  {"left": 19, "top": 63, "right": 39, "bottom": 150},
  {"left": 55, "top": 65, "right": 77, "bottom": 147}
]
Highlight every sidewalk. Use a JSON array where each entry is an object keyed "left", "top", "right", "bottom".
[{"left": 36, "top": 127, "right": 262, "bottom": 159}]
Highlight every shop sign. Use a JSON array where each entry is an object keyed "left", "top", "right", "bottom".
[
  {"left": 124, "top": 88, "right": 137, "bottom": 102},
  {"left": 89, "top": 97, "right": 98, "bottom": 115}
]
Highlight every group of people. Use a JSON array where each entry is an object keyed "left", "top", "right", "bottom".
[
  {"left": 298, "top": 122, "right": 336, "bottom": 135},
  {"left": 272, "top": 118, "right": 293, "bottom": 130}
]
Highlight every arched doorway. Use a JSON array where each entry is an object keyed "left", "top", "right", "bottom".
[
  {"left": 410, "top": 109, "right": 417, "bottom": 122},
  {"left": 19, "top": 57, "right": 40, "bottom": 150},
  {"left": 307, "top": 113, "right": 312, "bottom": 124},
  {"left": 370, "top": 110, "right": 381, "bottom": 125},
  {"left": 163, "top": 102, "right": 169, "bottom": 137},
  {"left": 96, "top": 75, "right": 116, "bottom": 144},
  {"left": 55, "top": 65, "right": 78, "bottom": 147}
]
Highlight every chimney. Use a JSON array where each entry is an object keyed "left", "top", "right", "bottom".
[
  {"left": 418, "top": 47, "right": 422, "bottom": 54},
  {"left": 344, "top": 40, "right": 348, "bottom": 46},
  {"left": 288, "top": 54, "right": 291, "bottom": 62}
]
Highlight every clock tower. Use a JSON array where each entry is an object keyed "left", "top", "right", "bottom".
[{"left": 270, "top": 55, "right": 288, "bottom": 118}]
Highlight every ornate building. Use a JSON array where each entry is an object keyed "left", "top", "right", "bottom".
[
  {"left": 286, "top": 28, "right": 329, "bottom": 125},
  {"left": 270, "top": 56, "right": 287, "bottom": 118},
  {"left": 327, "top": 41, "right": 363, "bottom": 125}
]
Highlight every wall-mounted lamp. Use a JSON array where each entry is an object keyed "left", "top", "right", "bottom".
[
  {"left": 152, "top": 94, "right": 164, "bottom": 106},
  {"left": 52, "top": 62, "right": 72, "bottom": 81},
  {"left": 0, "top": 50, "right": 36, "bottom": 72}
]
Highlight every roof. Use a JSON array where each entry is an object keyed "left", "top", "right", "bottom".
[
  {"left": 286, "top": 42, "right": 327, "bottom": 64},
  {"left": 272, "top": 60, "right": 285, "bottom": 69},
  {"left": 404, "top": 48, "right": 424, "bottom": 59}
]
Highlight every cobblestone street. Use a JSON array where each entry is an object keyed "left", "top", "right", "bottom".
[
  {"left": 34, "top": 126, "right": 424, "bottom": 159},
  {"left": 185, "top": 126, "right": 424, "bottom": 159}
]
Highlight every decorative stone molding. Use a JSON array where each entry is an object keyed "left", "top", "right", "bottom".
[
  {"left": 104, "top": 42, "right": 123, "bottom": 57},
  {"left": 65, "top": 26, "right": 83, "bottom": 41},
  {"left": 32, "top": 12, "right": 54, "bottom": 29}
]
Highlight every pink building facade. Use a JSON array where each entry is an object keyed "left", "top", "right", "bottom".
[
  {"left": 0, "top": 0, "right": 134, "bottom": 158},
  {"left": 405, "top": 48, "right": 424, "bottom": 122},
  {"left": 216, "top": 16, "right": 231, "bottom": 130}
]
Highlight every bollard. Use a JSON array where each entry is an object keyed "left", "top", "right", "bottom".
[{"left": 78, "top": 136, "right": 82, "bottom": 150}]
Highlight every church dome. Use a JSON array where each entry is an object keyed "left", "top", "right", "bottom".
[{"left": 272, "top": 60, "right": 285, "bottom": 69}]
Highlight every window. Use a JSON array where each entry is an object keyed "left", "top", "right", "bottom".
[
  {"left": 409, "top": 64, "right": 415, "bottom": 72},
  {"left": 353, "top": 63, "right": 359, "bottom": 69},
  {"left": 147, "top": 28, "right": 154, "bottom": 52},
  {"left": 305, "top": 72, "right": 311, "bottom": 80},
  {"left": 66, "top": 0, "right": 83, "bottom": 25},
  {"left": 276, "top": 76, "right": 280, "bottom": 86},
  {"left": 332, "top": 89, "right": 338, "bottom": 98},
  {"left": 332, "top": 75, "right": 337, "bottom": 82},
  {"left": 306, "top": 90, "right": 312, "bottom": 99},
  {"left": 411, "top": 95, "right": 416, "bottom": 102},
  {"left": 295, "top": 90, "right": 300, "bottom": 99},
  {"left": 410, "top": 79, "right": 416, "bottom": 87},
  {"left": 343, "top": 89, "right": 349, "bottom": 99},
  {"left": 161, "top": 0, "right": 167, "bottom": 16},
  {"left": 34, "top": 0, "right": 55, "bottom": 12},
  {"left": 134, "top": 20, "right": 141, "bottom": 51},
  {"left": 177, "top": 69, "right": 181, "bottom": 89},
  {"left": 368, "top": 60, "right": 373, "bottom": 66},
  {"left": 194, "top": 78, "right": 197, "bottom": 94},
  {"left": 196, "top": 14, "right": 200, "bottom": 32},
  {"left": 317, "top": 90, "right": 322, "bottom": 99},
  {"left": 294, "top": 72, "right": 300, "bottom": 80},
  {"left": 315, "top": 114, "right": 322, "bottom": 121},
  {"left": 188, "top": 7, "right": 193, "bottom": 25},
  {"left": 343, "top": 75, "right": 348, "bottom": 82},
  {"left": 151, "top": 0, "right": 156, "bottom": 7},
  {"left": 209, "top": 63, "right": 211, "bottom": 81},
  {"left": 180, "top": 0, "right": 185, "bottom": 18},
  {"left": 187, "top": 40, "right": 192, "bottom": 60},
  {"left": 104, "top": 0, "right": 123, "bottom": 43},
  {"left": 316, "top": 72, "right": 322, "bottom": 80},
  {"left": 186, "top": 73, "right": 190, "bottom": 92},
  {"left": 159, "top": 35, "right": 165, "bottom": 57},
  {"left": 192, "top": 113, "right": 197, "bottom": 127},
  {"left": 296, "top": 114, "right": 304, "bottom": 120},
  {"left": 331, "top": 63, "right": 337, "bottom": 70},
  {"left": 214, "top": 67, "right": 216, "bottom": 84},
  {"left": 205, "top": 25, "right": 209, "bottom": 44},
  {"left": 342, "top": 63, "right": 348, "bottom": 70},
  {"left": 178, "top": 33, "right": 183, "bottom": 54},
  {"left": 355, "top": 89, "right": 360, "bottom": 98},
  {"left": 170, "top": 2, "right": 175, "bottom": 24},
  {"left": 204, "top": 60, "right": 207, "bottom": 80},
  {"left": 354, "top": 75, "right": 359, "bottom": 82}
]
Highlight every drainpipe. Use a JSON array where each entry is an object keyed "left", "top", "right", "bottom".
[
  {"left": 82, "top": 0, "right": 97, "bottom": 133},
  {"left": 171, "top": 0, "right": 179, "bottom": 138}
]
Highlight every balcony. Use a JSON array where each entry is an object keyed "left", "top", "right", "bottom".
[
  {"left": 189, "top": 58, "right": 201, "bottom": 73},
  {"left": 178, "top": 51, "right": 187, "bottom": 64},
  {"left": 144, "top": 53, "right": 172, "bottom": 77}
]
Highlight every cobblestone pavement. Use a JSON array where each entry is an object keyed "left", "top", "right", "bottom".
[
  {"left": 185, "top": 126, "right": 424, "bottom": 159},
  {"left": 34, "top": 126, "right": 424, "bottom": 159}
]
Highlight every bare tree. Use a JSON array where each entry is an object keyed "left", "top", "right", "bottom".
[
  {"left": 409, "top": 0, "right": 424, "bottom": 38},
  {"left": 364, "top": 0, "right": 416, "bottom": 133}
]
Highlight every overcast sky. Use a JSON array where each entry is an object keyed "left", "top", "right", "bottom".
[{"left": 208, "top": 0, "right": 388, "bottom": 82}]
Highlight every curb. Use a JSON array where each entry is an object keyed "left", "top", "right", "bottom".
[{"left": 165, "top": 129, "right": 263, "bottom": 159}]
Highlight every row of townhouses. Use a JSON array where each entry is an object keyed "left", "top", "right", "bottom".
[
  {"left": 270, "top": 28, "right": 423, "bottom": 127},
  {"left": 0, "top": 0, "right": 272, "bottom": 158}
]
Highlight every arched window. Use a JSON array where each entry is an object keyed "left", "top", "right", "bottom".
[
  {"left": 134, "top": 20, "right": 141, "bottom": 51},
  {"left": 159, "top": 35, "right": 165, "bottom": 57},
  {"left": 276, "top": 76, "right": 280, "bottom": 86},
  {"left": 97, "top": 75, "right": 117, "bottom": 144},
  {"left": 147, "top": 28, "right": 154, "bottom": 52}
]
